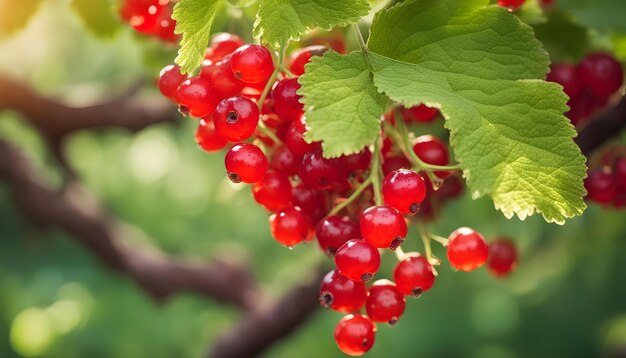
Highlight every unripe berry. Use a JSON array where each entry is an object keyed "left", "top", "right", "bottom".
[
  {"left": 269, "top": 206, "right": 311, "bottom": 247},
  {"left": 320, "top": 269, "right": 367, "bottom": 312},
  {"left": 316, "top": 216, "right": 361, "bottom": 256},
  {"left": 335, "top": 239, "right": 381, "bottom": 282},
  {"left": 224, "top": 143, "right": 268, "bottom": 184},
  {"left": 393, "top": 254, "right": 436, "bottom": 296},
  {"left": 487, "top": 238, "right": 518, "bottom": 277},
  {"left": 213, "top": 96, "right": 260, "bottom": 142},
  {"left": 382, "top": 169, "right": 427, "bottom": 214},
  {"left": 365, "top": 279, "right": 406, "bottom": 325},
  {"left": 334, "top": 314, "right": 376, "bottom": 357},
  {"left": 447, "top": 227, "right": 489, "bottom": 272},
  {"left": 359, "top": 206, "right": 407, "bottom": 249}
]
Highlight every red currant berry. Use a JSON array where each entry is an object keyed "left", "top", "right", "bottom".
[
  {"left": 213, "top": 96, "right": 260, "bottom": 142},
  {"left": 205, "top": 32, "right": 244, "bottom": 62},
  {"left": 230, "top": 44, "right": 274, "bottom": 84},
  {"left": 344, "top": 148, "right": 372, "bottom": 176},
  {"left": 566, "top": 92, "right": 595, "bottom": 126},
  {"left": 487, "top": 238, "right": 518, "bottom": 277},
  {"left": 578, "top": 52, "right": 624, "bottom": 98},
  {"left": 269, "top": 206, "right": 311, "bottom": 247},
  {"left": 270, "top": 145, "right": 299, "bottom": 176},
  {"left": 224, "top": 143, "right": 268, "bottom": 184},
  {"left": 334, "top": 314, "right": 376, "bottom": 357},
  {"left": 252, "top": 170, "right": 292, "bottom": 212},
  {"left": 289, "top": 45, "right": 328, "bottom": 76},
  {"left": 438, "top": 175, "right": 464, "bottom": 200},
  {"left": 616, "top": 158, "right": 626, "bottom": 190},
  {"left": 316, "top": 216, "right": 361, "bottom": 256},
  {"left": 120, "top": 0, "right": 165, "bottom": 33},
  {"left": 413, "top": 135, "right": 450, "bottom": 178},
  {"left": 175, "top": 77, "right": 219, "bottom": 118},
  {"left": 585, "top": 170, "right": 620, "bottom": 204},
  {"left": 271, "top": 78, "right": 304, "bottom": 122},
  {"left": 360, "top": 206, "right": 407, "bottom": 249},
  {"left": 335, "top": 239, "right": 381, "bottom": 282},
  {"left": 447, "top": 227, "right": 489, "bottom": 272},
  {"left": 365, "top": 279, "right": 406, "bottom": 325},
  {"left": 292, "top": 184, "right": 327, "bottom": 224},
  {"left": 158, "top": 64, "right": 187, "bottom": 101},
  {"left": 300, "top": 148, "right": 348, "bottom": 190},
  {"left": 405, "top": 104, "right": 438, "bottom": 123},
  {"left": 285, "top": 116, "right": 320, "bottom": 157},
  {"left": 200, "top": 57, "right": 245, "bottom": 99},
  {"left": 155, "top": 6, "right": 177, "bottom": 43},
  {"left": 320, "top": 269, "right": 367, "bottom": 313},
  {"left": 382, "top": 156, "right": 411, "bottom": 176},
  {"left": 497, "top": 0, "right": 525, "bottom": 10},
  {"left": 382, "top": 169, "right": 427, "bottom": 214},
  {"left": 547, "top": 63, "right": 583, "bottom": 99},
  {"left": 195, "top": 117, "right": 227, "bottom": 152},
  {"left": 393, "top": 254, "right": 435, "bottom": 296}
]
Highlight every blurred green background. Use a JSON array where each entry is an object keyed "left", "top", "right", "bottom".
[{"left": 1, "top": 0, "right": 626, "bottom": 357}]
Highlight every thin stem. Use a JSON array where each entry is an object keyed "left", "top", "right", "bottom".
[
  {"left": 429, "top": 233, "right": 449, "bottom": 247},
  {"left": 420, "top": 231, "right": 433, "bottom": 263},
  {"left": 256, "top": 123, "right": 281, "bottom": 144},
  {"left": 328, "top": 176, "right": 373, "bottom": 216},
  {"left": 257, "top": 48, "right": 285, "bottom": 111},
  {"left": 352, "top": 24, "right": 374, "bottom": 71},
  {"left": 394, "top": 246, "right": 406, "bottom": 261},
  {"left": 279, "top": 64, "right": 295, "bottom": 78},
  {"left": 371, "top": 137, "right": 384, "bottom": 205}
]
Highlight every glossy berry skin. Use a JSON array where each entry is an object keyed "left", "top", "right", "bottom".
[
  {"left": 360, "top": 206, "right": 407, "bottom": 249},
  {"left": 334, "top": 314, "right": 376, "bottom": 357},
  {"left": 213, "top": 96, "right": 260, "bottom": 142},
  {"left": 320, "top": 269, "right": 367, "bottom": 313},
  {"left": 578, "top": 53, "right": 624, "bottom": 98},
  {"left": 270, "top": 145, "right": 300, "bottom": 176},
  {"left": 393, "top": 255, "right": 435, "bottom": 296},
  {"left": 292, "top": 184, "right": 327, "bottom": 224},
  {"left": 230, "top": 44, "right": 274, "bottom": 84},
  {"left": 566, "top": 92, "right": 595, "bottom": 126},
  {"left": 447, "top": 227, "right": 489, "bottom": 272},
  {"left": 365, "top": 280, "right": 406, "bottom": 324},
  {"left": 487, "top": 239, "right": 518, "bottom": 277},
  {"left": 585, "top": 171, "right": 620, "bottom": 204},
  {"left": 224, "top": 143, "right": 268, "bottom": 184},
  {"left": 120, "top": 0, "right": 165, "bottom": 33},
  {"left": 285, "top": 117, "right": 320, "bottom": 157},
  {"left": 206, "top": 32, "right": 244, "bottom": 62},
  {"left": 382, "top": 169, "right": 427, "bottom": 214},
  {"left": 497, "top": 0, "right": 525, "bottom": 10},
  {"left": 413, "top": 135, "right": 450, "bottom": 178},
  {"left": 405, "top": 104, "right": 438, "bottom": 123},
  {"left": 382, "top": 156, "right": 411, "bottom": 176},
  {"left": 269, "top": 206, "right": 311, "bottom": 247},
  {"left": 252, "top": 170, "right": 292, "bottom": 212},
  {"left": 616, "top": 158, "right": 626, "bottom": 190},
  {"left": 344, "top": 148, "right": 372, "bottom": 176},
  {"left": 547, "top": 63, "right": 583, "bottom": 99},
  {"left": 195, "top": 117, "right": 227, "bottom": 153},
  {"left": 289, "top": 45, "right": 328, "bottom": 76},
  {"left": 271, "top": 78, "right": 304, "bottom": 122},
  {"left": 335, "top": 239, "right": 381, "bottom": 282},
  {"left": 200, "top": 57, "right": 245, "bottom": 99},
  {"left": 158, "top": 64, "right": 187, "bottom": 101},
  {"left": 175, "top": 77, "right": 219, "bottom": 118},
  {"left": 316, "top": 216, "right": 360, "bottom": 256},
  {"left": 300, "top": 148, "right": 348, "bottom": 190}
]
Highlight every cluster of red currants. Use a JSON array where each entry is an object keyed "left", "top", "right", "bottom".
[
  {"left": 497, "top": 0, "right": 555, "bottom": 11},
  {"left": 585, "top": 152, "right": 626, "bottom": 209},
  {"left": 119, "top": 0, "right": 177, "bottom": 43},
  {"left": 547, "top": 53, "right": 624, "bottom": 127},
  {"left": 157, "top": 32, "right": 519, "bottom": 356}
]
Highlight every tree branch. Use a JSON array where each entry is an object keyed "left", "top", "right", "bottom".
[
  {"left": 0, "top": 138, "right": 261, "bottom": 310},
  {"left": 576, "top": 96, "right": 626, "bottom": 156}
]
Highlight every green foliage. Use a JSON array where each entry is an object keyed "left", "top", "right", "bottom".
[
  {"left": 299, "top": 52, "right": 387, "bottom": 157},
  {"left": 71, "top": 0, "right": 121, "bottom": 38},
  {"left": 558, "top": 0, "right": 626, "bottom": 34},
  {"left": 0, "top": 0, "right": 42, "bottom": 36},
  {"left": 172, "top": 0, "right": 219, "bottom": 74},
  {"left": 533, "top": 11, "right": 591, "bottom": 62},
  {"left": 253, "top": 0, "right": 370, "bottom": 48},
  {"left": 226, "top": 0, "right": 258, "bottom": 7},
  {"left": 301, "top": 0, "right": 586, "bottom": 223}
]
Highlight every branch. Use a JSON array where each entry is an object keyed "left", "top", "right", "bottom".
[
  {"left": 208, "top": 267, "right": 327, "bottom": 358},
  {"left": 576, "top": 96, "right": 626, "bottom": 156},
  {"left": 0, "top": 138, "right": 261, "bottom": 310}
]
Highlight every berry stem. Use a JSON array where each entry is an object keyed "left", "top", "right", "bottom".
[
  {"left": 418, "top": 225, "right": 440, "bottom": 270},
  {"left": 370, "top": 136, "right": 384, "bottom": 206},
  {"left": 256, "top": 123, "right": 282, "bottom": 145},
  {"left": 394, "top": 246, "right": 407, "bottom": 261},
  {"left": 352, "top": 24, "right": 374, "bottom": 72},
  {"left": 328, "top": 176, "right": 373, "bottom": 216},
  {"left": 279, "top": 64, "right": 296, "bottom": 78},
  {"left": 257, "top": 47, "right": 285, "bottom": 111},
  {"left": 428, "top": 232, "right": 449, "bottom": 247}
]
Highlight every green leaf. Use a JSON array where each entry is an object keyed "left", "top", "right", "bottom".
[
  {"left": 0, "top": 0, "right": 42, "bottom": 37},
  {"left": 172, "top": 0, "right": 219, "bottom": 74},
  {"left": 71, "top": 0, "right": 121, "bottom": 38},
  {"left": 533, "top": 11, "right": 591, "bottom": 62},
  {"left": 557, "top": 0, "right": 626, "bottom": 34},
  {"left": 366, "top": 0, "right": 586, "bottom": 223},
  {"left": 298, "top": 52, "right": 387, "bottom": 157},
  {"left": 226, "top": 0, "right": 258, "bottom": 7},
  {"left": 253, "top": 0, "right": 370, "bottom": 48}
]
